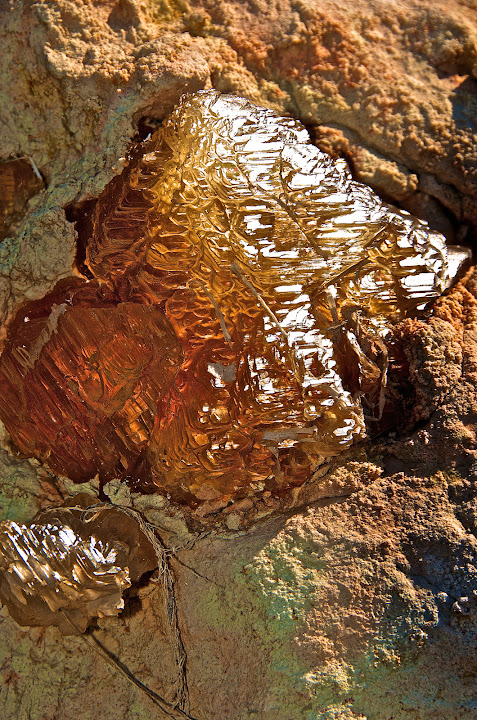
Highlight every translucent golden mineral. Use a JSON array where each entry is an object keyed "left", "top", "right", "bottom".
[
  {"left": 0, "top": 504, "right": 157, "bottom": 632},
  {"left": 0, "top": 91, "right": 453, "bottom": 503}
]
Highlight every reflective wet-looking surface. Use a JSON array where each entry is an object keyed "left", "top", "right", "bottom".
[{"left": 0, "top": 91, "right": 452, "bottom": 503}]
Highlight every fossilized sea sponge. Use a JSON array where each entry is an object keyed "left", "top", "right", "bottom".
[{"left": 0, "top": 91, "right": 454, "bottom": 503}]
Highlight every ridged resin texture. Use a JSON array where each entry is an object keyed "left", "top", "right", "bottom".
[
  {"left": 0, "top": 503, "right": 157, "bottom": 633},
  {"left": 0, "top": 91, "right": 450, "bottom": 503}
]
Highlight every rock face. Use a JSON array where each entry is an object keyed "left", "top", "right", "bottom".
[
  {"left": 0, "top": 1, "right": 476, "bottom": 720},
  {"left": 2, "top": 454, "right": 477, "bottom": 720}
]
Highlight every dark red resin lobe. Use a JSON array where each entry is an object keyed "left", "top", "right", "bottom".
[{"left": 0, "top": 278, "right": 182, "bottom": 483}]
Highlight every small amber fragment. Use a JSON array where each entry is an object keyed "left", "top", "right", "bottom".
[
  {"left": 0, "top": 159, "right": 43, "bottom": 241},
  {"left": 0, "top": 92, "right": 452, "bottom": 503},
  {"left": 0, "top": 502, "right": 158, "bottom": 633}
]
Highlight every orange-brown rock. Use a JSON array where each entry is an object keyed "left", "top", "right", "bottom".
[{"left": 0, "top": 159, "right": 43, "bottom": 241}]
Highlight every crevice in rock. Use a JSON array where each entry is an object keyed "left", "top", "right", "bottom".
[
  {"left": 65, "top": 199, "right": 97, "bottom": 279},
  {"left": 65, "top": 611, "right": 196, "bottom": 720}
]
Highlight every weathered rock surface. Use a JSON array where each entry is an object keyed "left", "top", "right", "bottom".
[{"left": 1, "top": 1, "right": 477, "bottom": 719}]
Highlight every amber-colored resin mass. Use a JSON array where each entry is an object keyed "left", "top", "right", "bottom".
[{"left": 0, "top": 92, "right": 450, "bottom": 503}]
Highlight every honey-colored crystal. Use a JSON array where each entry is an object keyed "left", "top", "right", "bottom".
[
  {"left": 0, "top": 91, "right": 451, "bottom": 502},
  {"left": 0, "top": 503, "right": 157, "bottom": 632},
  {"left": 0, "top": 278, "right": 182, "bottom": 483}
]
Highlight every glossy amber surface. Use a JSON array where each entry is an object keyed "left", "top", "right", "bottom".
[
  {"left": 0, "top": 92, "right": 450, "bottom": 502},
  {"left": 0, "top": 503, "right": 157, "bottom": 632}
]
